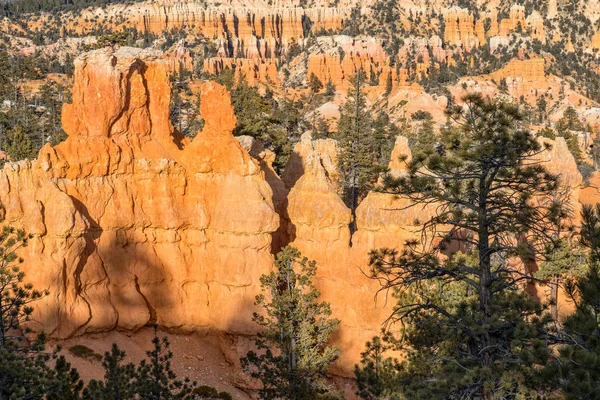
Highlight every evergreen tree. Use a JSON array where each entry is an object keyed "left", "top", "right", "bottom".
[
  {"left": 38, "top": 81, "right": 68, "bottom": 146},
  {"left": 367, "top": 94, "right": 567, "bottom": 399},
  {"left": 5, "top": 124, "right": 36, "bottom": 161},
  {"left": 536, "top": 96, "right": 547, "bottom": 123},
  {"left": 0, "top": 334, "right": 50, "bottom": 399},
  {"left": 0, "top": 225, "right": 82, "bottom": 399},
  {"left": 371, "top": 112, "right": 398, "bottom": 167},
  {"left": 537, "top": 238, "right": 588, "bottom": 320},
  {"left": 336, "top": 70, "right": 382, "bottom": 218},
  {"left": 46, "top": 356, "right": 84, "bottom": 400},
  {"left": 557, "top": 264, "right": 600, "bottom": 399},
  {"left": 324, "top": 80, "right": 335, "bottom": 100},
  {"left": 241, "top": 246, "right": 340, "bottom": 400},
  {"left": 84, "top": 344, "right": 137, "bottom": 400},
  {"left": 308, "top": 73, "right": 323, "bottom": 94},
  {"left": 230, "top": 76, "right": 298, "bottom": 173},
  {"left": 84, "top": 337, "right": 230, "bottom": 400},
  {"left": 231, "top": 75, "right": 272, "bottom": 140},
  {"left": 405, "top": 111, "right": 436, "bottom": 157},
  {"left": 354, "top": 335, "right": 400, "bottom": 400},
  {"left": 312, "top": 115, "right": 331, "bottom": 139},
  {"left": 543, "top": 205, "right": 600, "bottom": 398},
  {"left": 557, "top": 106, "right": 584, "bottom": 132},
  {"left": 134, "top": 328, "right": 197, "bottom": 400},
  {"left": 0, "top": 226, "right": 43, "bottom": 350}
]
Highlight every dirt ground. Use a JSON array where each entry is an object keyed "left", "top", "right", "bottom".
[
  {"left": 51, "top": 328, "right": 254, "bottom": 399},
  {"left": 51, "top": 327, "right": 358, "bottom": 399}
]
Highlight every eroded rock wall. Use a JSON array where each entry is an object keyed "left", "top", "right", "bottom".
[
  {"left": 5, "top": 47, "right": 279, "bottom": 339},
  {"left": 4, "top": 47, "right": 398, "bottom": 376},
  {"left": 5, "top": 46, "right": 588, "bottom": 378}
]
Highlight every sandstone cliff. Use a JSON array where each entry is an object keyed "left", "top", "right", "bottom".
[
  {"left": 5, "top": 47, "right": 398, "bottom": 377},
  {"left": 443, "top": 7, "right": 479, "bottom": 50},
  {"left": 5, "top": 47, "right": 279, "bottom": 339},
  {"left": 4, "top": 45, "right": 589, "bottom": 380}
]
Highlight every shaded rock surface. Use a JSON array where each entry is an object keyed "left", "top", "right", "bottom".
[{"left": 6, "top": 47, "right": 279, "bottom": 339}]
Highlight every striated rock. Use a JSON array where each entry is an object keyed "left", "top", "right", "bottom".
[
  {"left": 491, "top": 4, "right": 544, "bottom": 42},
  {"left": 306, "top": 36, "right": 394, "bottom": 88},
  {"left": 282, "top": 132, "right": 338, "bottom": 189},
  {"left": 526, "top": 11, "right": 546, "bottom": 43},
  {"left": 9, "top": 47, "right": 279, "bottom": 337},
  {"left": 7, "top": 42, "right": 592, "bottom": 381},
  {"left": 443, "top": 7, "right": 479, "bottom": 50},
  {"left": 50, "top": 2, "right": 354, "bottom": 59},
  {"left": 537, "top": 137, "right": 583, "bottom": 190},
  {"left": 203, "top": 57, "right": 280, "bottom": 86},
  {"left": 499, "top": 5, "right": 526, "bottom": 37},
  {"left": 488, "top": 58, "right": 546, "bottom": 82},
  {"left": 8, "top": 46, "right": 397, "bottom": 377},
  {"left": 236, "top": 135, "right": 288, "bottom": 214},
  {"left": 534, "top": 137, "right": 583, "bottom": 221},
  {"left": 285, "top": 140, "right": 394, "bottom": 373},
  {"left": 287, "top": 151, "right": 352, "bottom": 248},
  {"left": 387, "top": 136, "right": 412, "bottom": 176},
  {"left": 581, "top": 171, "right": 600, "bottom": 205}
]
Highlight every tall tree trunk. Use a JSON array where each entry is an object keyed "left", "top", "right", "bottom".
[
  {"left": 350, "top": 72, "right": 361, "bottom": 235},
  {"left": 479, "top": 176, "right": 493, "bottom": 400},
  {"left": 550, "top": 275, "right": 559, "bottom": 320}
]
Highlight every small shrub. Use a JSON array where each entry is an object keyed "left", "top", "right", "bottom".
[{"left": 68, "top": 345, "right": 102, "bottom": 362}]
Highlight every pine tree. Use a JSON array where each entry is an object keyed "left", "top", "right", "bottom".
[
  {"left": 241, "top": 246, "right": 340, "bottom": 400},
  {"left": 354, "top": 335, "right": 400, "bottom": 400},
  {"left": 543, "top": 205, "right": 600, "bottom": 398},
  {"left": 0, "top": 225, "right": 82, "bottom": 399},
  {"left": 405, "top": 110, "right": 436, "bottom": 157},
  {"left": 134, "top": 327, "right": 197, "bottom": 400},
  {"left": 0, "top": 334, "right": 50, "bottom": 399},
  {"left": 230, "top": 76, "right": 298, "bottom": 173},
  {"left": 537, "top": 238, "right": 588, "bottom": 320},
  {"left": 557, "top": 106, "right": 584, "bottom": 132},
  {"left": 371, "top": 112, "right": 398, "bottom": 167},
  {"left": 312, "top": 115, "right": 331, "bottom": 139},
  {"left": 5, "top": 124, "right": 36, "bottom": 161},
  {"left": 231, "top": 75, "right": 272, "bottom": 140},
  {"left": 324, "top": 80, "right": 335, "bottom": 99},
  {"left": 309, "top": 73, "right": 323, "bottom": 94},
  {"left": 549, "top": 266, "right": 600, "bottom": 399},
  {"left": 46, "top": 355, "right": 84, "bottom": 400},
  {"left": 336, "top": 70, "right": 383, "bottom": 219},
  {"left": 367, "top": 94, "right": 567, "bottom": 399},
  {"left": 0, "top": 226, "right": 44, "bottom": 351},
  {"left": 84, "top": 344, "right": 137, "bottom": 400}
]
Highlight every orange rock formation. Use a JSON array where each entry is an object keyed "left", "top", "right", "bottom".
[
  {"left": 5, "top": 48, "right": 279, "bottom": 339},
  {"left": 54, "top": 2, "right": 354, "bottom": 59},
  {"left": 203, "top": 57, "right": 280, "bottom": 85},
  {"left": 3, "top": 46, "right": 587, "bottom": 379},
  {"left": 3, "top": 47, "right": 394, "bottom": 376},
  {"left": 444, "top": 7, "right": 479, "bottom": 50}
]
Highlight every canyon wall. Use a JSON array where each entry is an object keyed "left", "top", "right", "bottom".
[
  {"left": 4, "top": 47, "right": 280, "bottom": 339},
  {"left": 3, "top": 47, "right": 401, "bottom": 376},
  {"left": 2, "top": 46, "right": 588, "bottom": 378},
  {"left": 55, "top": 1, "right": 355, "bottom": 59}
]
